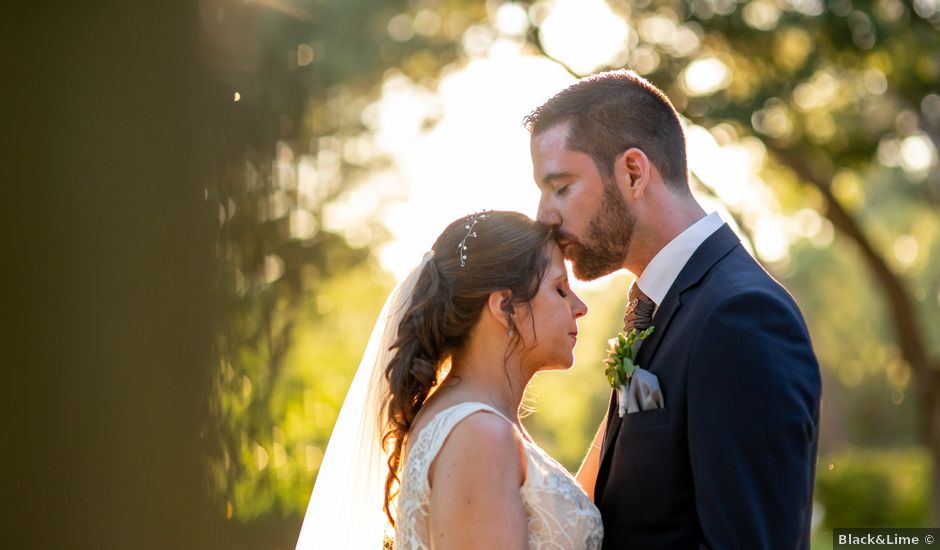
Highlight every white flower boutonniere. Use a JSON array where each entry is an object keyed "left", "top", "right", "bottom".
[{"left": 604, "top": 326, "right": 655, "bottom": 416}]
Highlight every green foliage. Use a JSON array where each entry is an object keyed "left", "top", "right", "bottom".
[
  {"left": 214, "top": 261, "right": 393, "bottom": 520},
  {"left": 784, "top": 238, "right": 921, "bottom": 448},
  {"left": 815, "top": 448, "right": 932, "bottom": 528}
]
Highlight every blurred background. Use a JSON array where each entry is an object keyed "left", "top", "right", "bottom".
[{"left": 4, "top": 0, "right": 939, "bottom": 548}]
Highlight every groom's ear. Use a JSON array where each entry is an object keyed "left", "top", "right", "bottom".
[
  {"left": 616, "top": 148, "right": 651, "bottom": 199},
  {"left": 486, "top": 290, "right": 514, "bottom": 330}
]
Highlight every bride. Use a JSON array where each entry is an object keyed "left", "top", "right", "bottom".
[{"left": 296, "top": 211, "right": 604, "bottom": 549}]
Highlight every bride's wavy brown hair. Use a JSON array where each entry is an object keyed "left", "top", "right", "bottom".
[{"left": 381, "top": 211, "right": 555, "bottom": 525}]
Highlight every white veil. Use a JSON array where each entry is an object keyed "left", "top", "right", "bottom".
[{"left": 296, "top": 253, "right": 430, "bottom": 549}]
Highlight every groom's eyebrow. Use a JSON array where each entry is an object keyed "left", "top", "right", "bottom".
[{"left": 540, "top": 171, "right": 575, "bottom": 187}]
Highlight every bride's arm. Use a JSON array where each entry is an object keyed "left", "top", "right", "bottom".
[
  {"left": 575, "top": 415, "right": 607, "bottom": 500},
  {"left": 428, "top": 412, "right": 527, "bottom": 550}
]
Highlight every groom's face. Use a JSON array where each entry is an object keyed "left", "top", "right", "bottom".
[{"left": 531, "top": 122, "right": 635, "bottom": 281}]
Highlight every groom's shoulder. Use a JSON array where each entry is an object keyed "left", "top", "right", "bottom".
[
  {"left": 691, "top": 247, "right": 807, "bottom": 326},
  {"left": 704, "top": 246, "right": 798, "bottom": 303}
]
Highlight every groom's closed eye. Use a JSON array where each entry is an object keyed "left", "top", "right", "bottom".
[{"left": 554, "top": 184, "right": 571, "bottom": 196}]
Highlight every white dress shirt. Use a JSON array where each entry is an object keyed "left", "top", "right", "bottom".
[{"left": 635, "top": 211, "right": 724, "bottom": 312}]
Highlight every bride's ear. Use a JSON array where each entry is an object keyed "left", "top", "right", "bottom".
[{"left": 486, "top": 290, "right": 514, "bottom": 331}]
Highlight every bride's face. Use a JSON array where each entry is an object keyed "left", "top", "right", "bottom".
[{"left": 515, "top": 244, "right": 588, "bottom": 373}]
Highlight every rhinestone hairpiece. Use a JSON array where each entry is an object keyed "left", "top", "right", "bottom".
[{"left": 457, "top": 211, "right": 489, "bottom": 268}]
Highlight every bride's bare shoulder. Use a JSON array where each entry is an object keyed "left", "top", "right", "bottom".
[{"left": 428, "top": 408, "right": 524, "bottom": 487}]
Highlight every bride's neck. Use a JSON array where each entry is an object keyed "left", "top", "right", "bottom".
[{"left": 444, "top": 347, "right": 529, "bottom": 422}]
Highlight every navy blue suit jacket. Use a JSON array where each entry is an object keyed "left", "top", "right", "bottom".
[{"left": 595, "top": 224, "right": 821, "bottom": 549}]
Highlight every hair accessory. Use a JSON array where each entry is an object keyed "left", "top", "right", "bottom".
[
  {"left": 422, "top": 250, "right": 435, "bottom": 263},
  {"left": 457, "top": 211, "right": 489, "bottom": 268}
]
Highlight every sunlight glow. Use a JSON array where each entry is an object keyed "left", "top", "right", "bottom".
[
  {"left": 306, "top": 445, "right": 324, "bottom": 472},
  {"left": 387, "top": 13, "right": 414, "bottom": 42},
  {"left": 370, "top": 54, "right": 574, "bottom": 281},
  {"left": 687, "top": 126, "right": 767, "bottom": 209},
  {"left": 686, "top": 124, "right": 803, "bottom": 262},
  {"left": 638, "top": 13, "right": 677, "bottom": 46},
  {"left": 914, "top": 0, "right": 940, "bottom": 18},
  {"left": 289, "top": 209, "right": 318, "bottom": 240},
  {"left": 900, "top": 134, "right": 938, "bottom": 178},
  {"left": 414, "top": 10, "right": 442, "bottom": 37},
  {"left": 753, "top": 216, "right": 790, "bottom": 263},
  {"left": 538, "top": 0, "right": 631, "bottom": 75},
  {"left": 785, "top": 0, "right": 825, "bottom": 16},
  {"left": 743, "top": 0, "right": 782, "bottom": 30},
  {"left": 681, "top": 57, "right": 731, "bottom": 97},
  {"left": 893, "top": 235, "right": 920, "bottom": 267},
  {"left": 495, "top": 3, "right": 529, "bottom": 36},
  {"left": 793, "top": 71, "right": 838, "bottom": 111},
  {"left": 255, "top": 444, "right": 269, "bottom": 471},
  {"left": 297, "top": 44, "right": 315, "bottom": 66},
  {"left": 263, "top": 255, "right": 285, "bottom": 284},
  {"left": 752, "top": 99, "right": 794, "bottom": 139}
]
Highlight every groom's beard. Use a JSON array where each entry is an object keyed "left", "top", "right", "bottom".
[{"left": 563, "top": 178, "right": 635, "bottom": 281}]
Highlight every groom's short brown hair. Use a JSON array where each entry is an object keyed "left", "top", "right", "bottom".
[{"left": 524, "top": 70, "right": 690, "bottom": 193}]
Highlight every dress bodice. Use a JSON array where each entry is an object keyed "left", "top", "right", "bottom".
[{"left": 394, "top": 402, "right": 603, "bottom": 550}]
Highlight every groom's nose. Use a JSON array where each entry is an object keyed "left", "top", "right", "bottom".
[{"left": 536, "top": 199, "right": 561, "bottom": 226}]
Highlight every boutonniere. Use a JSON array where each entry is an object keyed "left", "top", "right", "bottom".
[{"left": 604, "top": 326, "right": 655, "bottom": 415}]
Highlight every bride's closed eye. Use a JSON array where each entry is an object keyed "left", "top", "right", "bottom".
[{"left": 557, "top": 287, "right": 569, "bottom": 298}]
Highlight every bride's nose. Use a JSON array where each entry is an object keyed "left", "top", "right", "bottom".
[{"left": 571, "top": 295, "right": 587, "bottom": 319}]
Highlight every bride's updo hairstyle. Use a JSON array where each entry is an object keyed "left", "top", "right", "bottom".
[{"left": 382, "top": 210, "right": 555, "bottom": 524}]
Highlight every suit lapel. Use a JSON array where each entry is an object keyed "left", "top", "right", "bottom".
[
  {"left": 637, "top": 223, "right": 740, "bottom": 368},
  {"left": 596, "top": 224, "right": 742, "bottom": 494},
  {"left": 635, "top": 289, "right": 682, "bottom": 371}
]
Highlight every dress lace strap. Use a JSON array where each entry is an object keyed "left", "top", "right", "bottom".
[{"left": 418, "top": 402, "right": 516, "bottom": 472}]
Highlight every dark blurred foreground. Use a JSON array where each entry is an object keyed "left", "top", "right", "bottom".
[{"left": 3, "top": 3, "right": 223, "bottom": 548}]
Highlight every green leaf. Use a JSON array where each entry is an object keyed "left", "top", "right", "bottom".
[
  {"left": 603, "top": 325, "right": 655, "bottom": 390},
  {"left": 622, "top": 357, "right": 636, "bottom": 378}
]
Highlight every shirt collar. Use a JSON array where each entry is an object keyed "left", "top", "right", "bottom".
[{"left": 636, "top": 212, "right": 724, "bottom": 307}]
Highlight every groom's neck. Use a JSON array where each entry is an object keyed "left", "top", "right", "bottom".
[{"left": 624, "top": 196, "right": 706, "bottom": 277}]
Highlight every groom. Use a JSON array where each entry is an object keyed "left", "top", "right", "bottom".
[{"left": 526, "top": 71, "right": 821, "bottom": 549}]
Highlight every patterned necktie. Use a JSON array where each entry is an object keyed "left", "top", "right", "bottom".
[{"left": 623, "top": 283, "right": 655, "bottom": 332}]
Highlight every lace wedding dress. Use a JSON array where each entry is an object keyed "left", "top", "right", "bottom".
[{"left": 394, "top": 402, "right": 603, "bottom": 550}]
